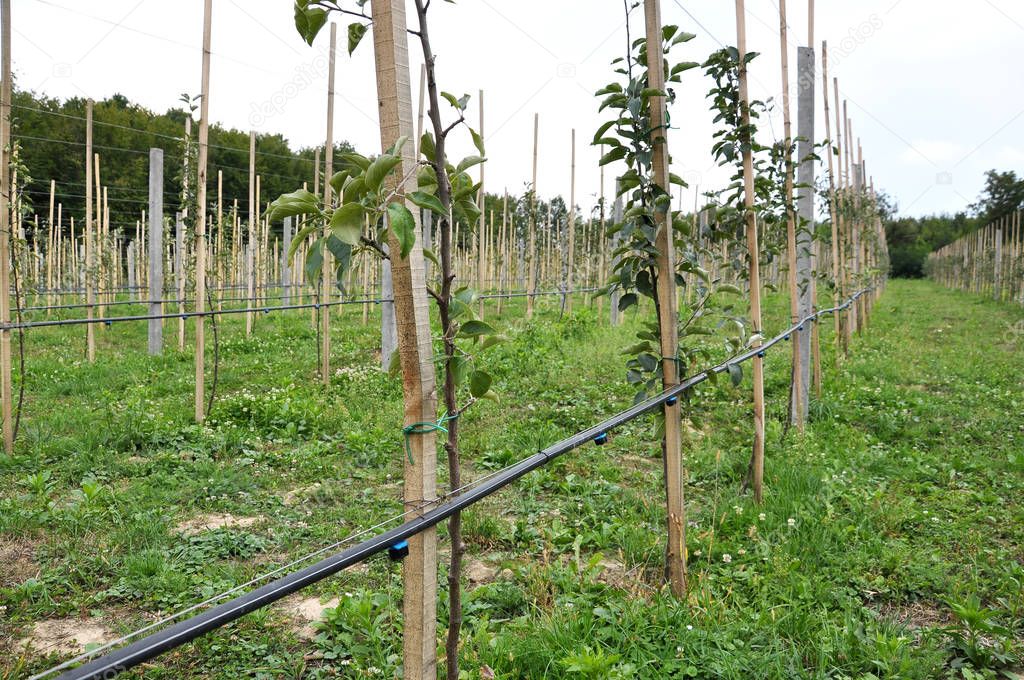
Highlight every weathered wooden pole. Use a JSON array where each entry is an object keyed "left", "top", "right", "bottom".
[
  {"left": 566, "top": 128, "right": 576, "bottom": 315},
  {"left": 148, "top": 149, "right": 164, "bottom": 356},
  {"left": 737, "top": 0, "right": 766, "bottom": 503},
  {"left": 321, "top": 23, "right": 337, "bottom": 385},
  {"left": 526, "top": 113, "right": 538, "bottom": 319},
  {"left": 821, "top": 41, "right": 841, "bottom": 353},
  {"left": 85, "top": 100, "right": 96, "bottom": 362},
  {"left": 370, "top": 1, "right": 439, "bottom": 675},
  {"left": 0, "top": 0, "right": 12, "bottom": 453},
  {"left": 246, "top": 130, "right": 256, "bottom": 336},
  {"left": 645, "top": 0, "right": 686, "bottom": 595},
  {"left": 477, "top": 89, "right": 485, "bottom": 316},
  {"left": 282, "top": 216, "right": 292, "bottom": 304},
  {"left": 193, "top": 0, "right": 211, "bottom": 422}
]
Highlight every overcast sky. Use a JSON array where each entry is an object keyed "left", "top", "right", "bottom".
[{"left": 9, "top": 0, "right": 1024, "bottom": 219}]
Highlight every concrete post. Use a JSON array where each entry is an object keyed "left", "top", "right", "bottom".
[
  {"left": 175, "top": 212, "right": 184, "bottom": 351},
  {"left": 148, "top": 148, "right": 163, "bottom": 356},
  {"left": 380, "top": 252, "right": 397, "bottom": 370},
  {"left": 793, "top": 46, "right": 815, "bottom": 422},
  {"left": 282, "top": 216, "right": 292, "bottom": 305}
]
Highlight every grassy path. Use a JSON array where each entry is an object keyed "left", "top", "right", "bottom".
[{"left": 1, "top": 280, "right": 1021, "bottom": 679}]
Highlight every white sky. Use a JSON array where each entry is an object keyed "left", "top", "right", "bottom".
[{"left": 9, "top": 0, "right": 1024, "bottom": 219}]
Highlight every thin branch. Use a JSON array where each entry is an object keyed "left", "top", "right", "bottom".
[
  {"left": 440, "top": 114, "right": 465, "bottom": 140},
  {"left": 360, "top": 235, "right": 389, "bottom": 260}
]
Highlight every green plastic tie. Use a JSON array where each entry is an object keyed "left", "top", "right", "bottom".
[{"left": 402, "top": 410, "right": 457, "bottom": 465}]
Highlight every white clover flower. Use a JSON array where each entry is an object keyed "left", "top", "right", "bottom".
[
  {"left": 787, "top": 518, "right": 796, "bottom": 527},
  {"left": 722, "top": 553, "right": 732, "bottom": 563},
  {"left": 686, "top": 624, "right": 693, "bottom": 631},
  {"left": 737, "top": 548, "right": 746, "bottom": 555},
  {"left": 733, "top": 505, "right": 743, "bottom": 515},
  {"left": 758, "top": 512, "right": 766, "bottom": 521}
]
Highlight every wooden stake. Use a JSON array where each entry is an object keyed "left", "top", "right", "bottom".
[
  {"left": 566, "top": 128, "right": 576, "bottom": 315},
  {"left": 527, "top": 113, "right": 538, "bottom": 318},
  {"left": 477, "top": 89, "right": 485, "bottom": 317},
  {"left": 247, "top": 130, "right": 256, "bottom": 336},
  {"left": 321, "top": 23, "right": 337, "bottom": 385},
  {"left": 85, "top": 101, "right": 95, "bottom": 362},
  {"left": 47, "top": 179, "right": 55, "bottom": 312},
  {"left": 0, "top": 0, "right": 11, "bottom": 452},
  {"left": 822, "top": 42, "right": 841, "bottom": 354},
  {"left": 737, "top": 0, "right": 766, "bottom": 503},
  {"left": 194, "top": 0, "right": 212, "bottom": 422},
  {"left": 645, "top": 0, "right": 686, "bottom": 595},
  {"left": 369, "top": 1, "right": 438, "bottom": 676}
]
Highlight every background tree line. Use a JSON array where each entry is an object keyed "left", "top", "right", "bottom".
[
  {"left": 884, "top": 169, "right": 1023, "bottom": 278},
  {"left": 10, "top": 86, "right": 352, "bottom": 241}
]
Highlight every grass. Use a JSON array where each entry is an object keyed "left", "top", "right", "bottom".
[{"left": 0, "top": 279, "right": 1022, "bottom": 679}]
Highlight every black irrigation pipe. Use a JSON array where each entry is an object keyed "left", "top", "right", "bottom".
[
  {"left": 2, "top": 289, "right": 604, "bottom": 331},
  {"left": 46, "top": 288, "right": 872, "bottom": 680}
]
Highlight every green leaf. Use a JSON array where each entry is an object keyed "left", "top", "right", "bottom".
[
  {"left": 365, "top": 154, "right": 402, "bottom": 193},
  {"left": 339, "top": 152, "right": 370, "bottom": 173},
  {"left": 670, "top": 61, "right": 700, "bottom": 77},
  {"left": 267, "top": 188, "right": 320, "bottom": 222},
  {"left": 294, "top": 4, "right": 327, "bottom": 46},
  {"left": 422, "top": 247, "right": 440, "bottom": 267},
  {"left": 469, "top": 370, "right": 492, "bottom": 398},
  {"left": 287, "top": 220, "right": 320, "bottom": 260},
  {"left": 347, "top": 23, "right": 368, "bottom": 55},
  {"left": 325, "top": 234, "right": 352, "bottom": 274},
  {"left": 458, "top": 319, "right": 496, "bottom": 338},
  {"left": 341, "top": 175, "right": 367, "bottom": 204},
  {"left": 727, "top": 363, "right": 743, "bottom": 387},
  {"left": 599, "top": 146, "right": 627, "bottom": 166},
  {"left": 329, "top": 170, "right": 349, "bottom": 196},
  {"left": 440, "top": 91, "right": 461, "bottom": 110},
  {"left": 592, "top": 120, "right": 616, "bottom": 144},
  {"left": 456, "top": 155, "right": 486, "bottom": 174},
  {"left": 479, "top": 334, "right": 507, "bottom": 350},
  {"left": 387, "top": 135, "right": 409, "bottom": 156},
  {"left": 717, "top": 283, "right": 743, "bottom": 295},
  {"left": 453, "top": 287, "right": 477, "bottom": 306},
  {"left": 419, "top": 132, "right": 436, "bottom": 162},
  {"left": 304, "top": 240, "right": 324, "bottom": 280},
  {"left": 417, "top": 166, "right": 438, "bottom": 192},
  {"left": 387, "top": 202, "right": 416, "bottom": 259},
  {"left": 468, "top": 126, "right": 485, "bottom": 156},
  {"left": 450, "top": 355, "right": 470, "bottom": 386},
  {"left": 408, "top": 191, "right": 446, "bottom": 215},
  {"left": 330, "top": 203, "right": 365, "bottom": 245}
]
